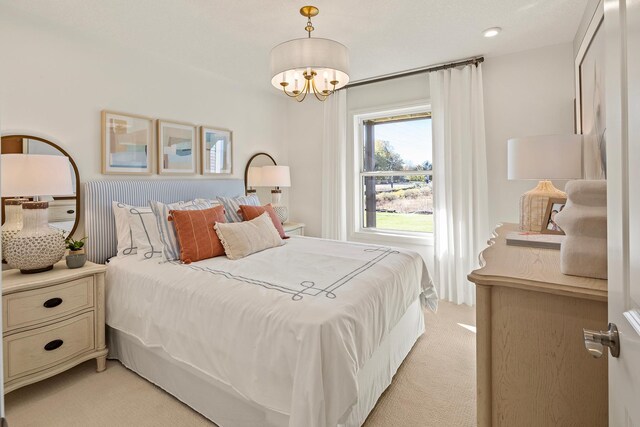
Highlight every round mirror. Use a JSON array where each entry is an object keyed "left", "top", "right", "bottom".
[
  {"left": 1, "top": 135, "right": 80, "bottom": 236},
  {"left": 244, "top": 152, "right": 276, "bottom": 204}
]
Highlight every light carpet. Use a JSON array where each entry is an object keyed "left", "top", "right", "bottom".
[{"left": 5, "top": 301, "right": 476, "bottom": 427}]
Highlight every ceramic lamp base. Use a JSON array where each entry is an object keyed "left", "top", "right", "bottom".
[
  {"left": 5, "top": 202, "right": 66, "bottom": 274},
  {"left": 272, "top": 205, "right": 289, "bottom": 224},
  {"left": 519, "top": 180, "right": 566, "bottom": 232},
  {"left": 1, "top": 198, "right": 28, "bottom": 262}
]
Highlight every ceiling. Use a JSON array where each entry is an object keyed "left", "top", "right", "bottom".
[{"left": 5, "top": 0, "right": 587, "bottom": 92}]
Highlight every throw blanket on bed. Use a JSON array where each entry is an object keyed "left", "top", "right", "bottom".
[{"left": 106, "top": 236, "right": 437, "bottom": 427}]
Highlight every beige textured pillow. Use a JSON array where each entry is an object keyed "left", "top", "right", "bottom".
[{"left": 214, "top": 212, "right": 283, "bottom": 260}]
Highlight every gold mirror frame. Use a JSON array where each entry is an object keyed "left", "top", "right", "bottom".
[{"left": 1, "top": 134, "right": 81, "bottom": 237}]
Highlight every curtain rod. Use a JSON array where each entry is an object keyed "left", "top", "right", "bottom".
[{"left": 344, "top": 56, "right": 484, "bottom": 89}]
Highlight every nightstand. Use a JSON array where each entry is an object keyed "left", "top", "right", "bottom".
[
  {"left": 283, "top": 222, "right": 305, "bottom": 236},
  {"left": 2, "top": 260, "right": 107, "bottom": 393}
]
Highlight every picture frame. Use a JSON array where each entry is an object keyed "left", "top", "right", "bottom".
[
  {"left": 542, "top": 197, "right": 568, "bottom": 235},
  {"left": 157, "top": 120, "right": 197, "bottom": 175},
  {"left": 101, "top": 110, "right": 154, "bottom": 175},
  {"left": 574, "top": 1, "right": 606, "bottom": 179},
  {"left": 200, "top": 126, "right": 233, "bottom": 175}
]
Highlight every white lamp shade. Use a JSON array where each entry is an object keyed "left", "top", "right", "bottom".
[
  {"left": 260, "top": 166, "right": 291, "bottom": 188},
  {"left": 247, "top": 166, "right": 263, "bottom": 187},
  {"left": 508, "top": 135, "right": 583, "bottom": 180},
  {"left": 1, "top": 154, "right": 74, "bottom": 197},
  {"left": 270, "top": 37, "right": 350, "bottom": 91}
]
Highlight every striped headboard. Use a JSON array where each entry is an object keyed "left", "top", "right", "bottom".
[{"left": 84, "top": 179, "right": 245, "bottom": 264}]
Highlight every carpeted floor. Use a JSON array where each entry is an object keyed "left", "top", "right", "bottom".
[{"left": 5, "top": 301, "right": 476, "bottom": 427}]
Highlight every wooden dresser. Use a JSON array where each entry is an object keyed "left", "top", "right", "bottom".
[
  {"left": 2, "top": 261, "right": 107, "bottom": 393},
  {"left": 468, "top": 224, "right": 608, "bottom": 427}
]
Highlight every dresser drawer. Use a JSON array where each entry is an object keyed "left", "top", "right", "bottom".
[
  {"left": 4, "top": 311, "right": 95, "bottom": 381},
  {"left": 3, "top": 276, "right": 94, "bottom": 331}
]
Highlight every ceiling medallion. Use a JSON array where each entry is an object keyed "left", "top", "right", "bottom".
[{"left": 270, "top": 5, "right": 350, "bottom": 102}]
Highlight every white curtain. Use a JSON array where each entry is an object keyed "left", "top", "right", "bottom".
[
  {"left": 321, "top": 90, "right": 348, "bottom": 240},
  {"left": 429, "top": 64, "right": 490, "bottom": 306}
]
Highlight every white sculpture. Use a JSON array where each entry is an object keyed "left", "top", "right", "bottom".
[{"left": 554, "top": 180, "right": 607, "bottom": 279}]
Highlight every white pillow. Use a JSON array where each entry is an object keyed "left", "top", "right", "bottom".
[
  {"left": 216, "top": 194, "right": 260, "bottom": 223},
  {"left": 126, "top": 206, "right": 164, "bottom": 260},
  {"left": 214, "top": 212, "right": 283, "bottom": 260},
  {"left": 112, "top": 202, "right": 140, "bottom": 256}
]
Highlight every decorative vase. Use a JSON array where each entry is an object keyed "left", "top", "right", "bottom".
[
  {"left": 2, "top": 198, "right": 29, "bottom": 262},
  {"left": 553, "top": 180, "right": 607, "bottom": 279},
  {"left": 5, "top": 201, "right": 66, "bottom": 274},
  {"left": 66, "top": 252, "right": 87, "bottom": 269}
]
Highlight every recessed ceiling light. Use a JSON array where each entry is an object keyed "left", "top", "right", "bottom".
[{"left": 483, "top": 27, "right": 502, "bottom": 38}]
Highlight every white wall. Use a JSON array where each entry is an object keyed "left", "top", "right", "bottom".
[
  {"left": 0, "top": 8, "right": 288, "bottom": 234},
  {"left": 286, "top": 101, "right": 324, "bottom": 237},
  {"left": 483, "top": 43, "right": 575, "bottom": 227}
]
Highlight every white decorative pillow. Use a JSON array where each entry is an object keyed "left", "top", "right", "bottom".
[
  {"left": 112, "top": 202, "right": 140, "bottom": 256},
  {"left": 214, "top": 212, "right": 283, "bottom": 260},
  {"left": 126, "top": 206, "right": 164, "bottom": 260},
  {"left": 150, "top": 199, "right": 214, "bottom": 261},
  {"left": 216, "top": 194, "right": 260, "bottom": 223}
]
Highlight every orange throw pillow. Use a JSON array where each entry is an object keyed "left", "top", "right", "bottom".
[
  {"left": 169, "top": 205, "right": 226, "bottom": 264},
  {"left": 238, "top": 204, "right": 288, "bottom": 239}
]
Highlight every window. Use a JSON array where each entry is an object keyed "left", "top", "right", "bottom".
[{"left": 358, "top": 110, "right": 433, "bottom": 235}]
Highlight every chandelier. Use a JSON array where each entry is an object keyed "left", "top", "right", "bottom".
[{"left": 270, "top": 6, "right": 350, "bottom": 102}]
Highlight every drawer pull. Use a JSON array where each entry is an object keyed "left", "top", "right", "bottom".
[
  {"left": 43, "top": 297, "right": 63, "bottom": 308},
  {"left": 44, "top": 339, "right": 64, "bottom": 351},
  {"left": 67, "top": 210, "right": 75, "bottom": 214}
]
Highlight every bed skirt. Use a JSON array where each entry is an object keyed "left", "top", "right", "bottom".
[{"left": 107, "top": 298, "right": 425, "bottom": 427}]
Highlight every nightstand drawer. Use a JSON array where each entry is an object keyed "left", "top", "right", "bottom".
[
  {"left": 286, "top": 227, "right": 304, "bottom": 236},
  {"left": 3, "top": 276, "right": 94, "bottom": 331},
  {"left": 4, "top": 311, "right": 95, "bottom": 380}
]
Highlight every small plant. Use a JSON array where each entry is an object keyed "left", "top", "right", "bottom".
[{"left": 65, "top": 236, "right": 87, "bottom": 252}]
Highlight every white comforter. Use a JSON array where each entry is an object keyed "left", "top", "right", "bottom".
[{"left": 106, "top": 236, "right": 437, "bottom": 427}]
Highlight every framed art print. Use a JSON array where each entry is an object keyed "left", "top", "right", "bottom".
[
  {"left": 200, "top": 126, "right": 232, "bottom": 175},
  {"left": 157, "top": 120, "right": 197, "bottom": 175},
  {"left": 101, "top": 111, "right": 153, "bottom": 175}
]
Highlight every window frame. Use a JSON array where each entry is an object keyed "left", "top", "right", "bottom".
[{"left": 349, "top": 102, "right": 433, "bottom": 246}]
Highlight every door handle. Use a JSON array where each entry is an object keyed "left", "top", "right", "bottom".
[{"left": 583, "top": 323, "right": 620, "bottom": 358}]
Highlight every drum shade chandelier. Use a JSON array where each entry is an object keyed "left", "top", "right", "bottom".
[{"left": 270, "top": 5, "right": 349, "bottom": 102}]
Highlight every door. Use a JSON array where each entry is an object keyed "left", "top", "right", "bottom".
[{"left": 605, "top": 0, "right": 640, "bottom": 424}]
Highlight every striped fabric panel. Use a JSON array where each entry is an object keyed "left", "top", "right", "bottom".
[
  {"left": 84, "top": 179, "right": 245, "bottom": 264},
  {"left": 150, "top": 199, "right": 213, "bottom": 261},
  {"left": 217, "top": 194, "right": 260, "bottom": 222}
]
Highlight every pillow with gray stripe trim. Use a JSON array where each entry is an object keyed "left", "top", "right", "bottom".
[
  {"left": 126, "top": 206, "right": 165, "bottom": 260},
  {"left": 150, "top": 199, "right": 214, "bottom": 261},
  {"left": 217, "top": 194, "right": 260, "bottom": 223},
  {"left": 113, "top": 201, "right": 143, "bottom": 257}
]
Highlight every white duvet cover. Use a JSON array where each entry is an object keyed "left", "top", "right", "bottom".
[{"left": 106, "top": 236, "right": 437, "bottom": 427}]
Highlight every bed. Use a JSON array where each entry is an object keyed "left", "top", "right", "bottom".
[{"left": 84, "top": 180, "right": 438, "bottom": 427}]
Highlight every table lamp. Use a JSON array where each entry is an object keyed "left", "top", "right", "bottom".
[
  {"left": 260, "top": 165, "right": 291, "bottom": 223},
  {"left": 1, "top": 154, "right": 74, "bottom": 273},
  {"left": 246, "top": 166, "right": 262, "bottom": 195},
  {"left": 508, "top": 135, "right": 582, "bottom": 232}
]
